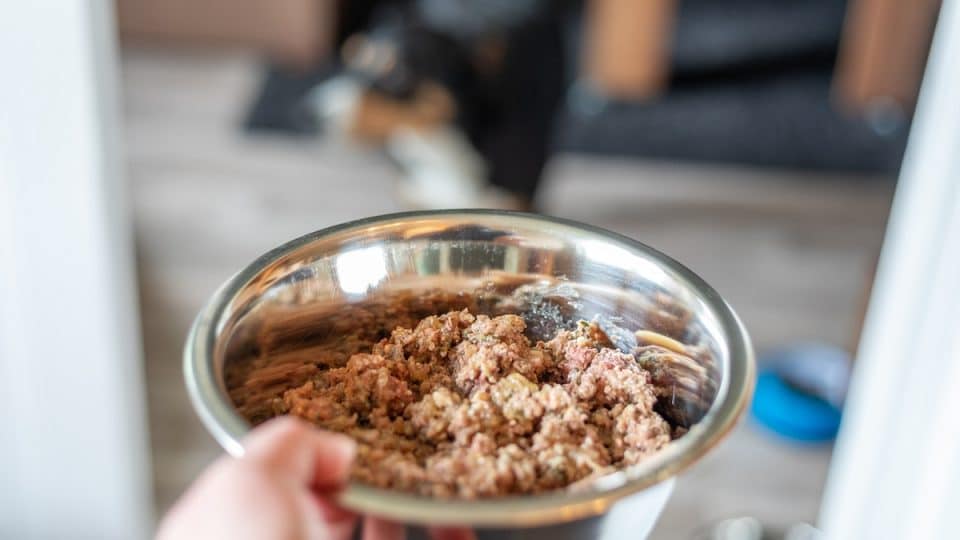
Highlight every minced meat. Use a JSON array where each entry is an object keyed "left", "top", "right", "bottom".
[{"left": 234, "top": 309, "right": 677, "bottom": 498}]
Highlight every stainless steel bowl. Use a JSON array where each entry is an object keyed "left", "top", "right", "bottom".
[{"left": 184, "top": 210, "right": 754, "bottom": 538}]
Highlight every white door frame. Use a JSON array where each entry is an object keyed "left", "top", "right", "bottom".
[
  {"left": 0, "top": 1, "right": 153, "bottom": 539},
  {"left": 819, "top": 0, "right": 960, "bottom": 538}
]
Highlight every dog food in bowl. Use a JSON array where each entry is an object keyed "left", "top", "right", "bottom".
[{"left": 228, "top": 307, "right": 696, "bottom": 499}]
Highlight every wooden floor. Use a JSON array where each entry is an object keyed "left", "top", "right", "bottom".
[{"left": 123, "top": 48, "right": 895, "bottom": 538}]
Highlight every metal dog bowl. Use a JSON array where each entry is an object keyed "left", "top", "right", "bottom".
[{"left": 184, "top": 210, "right": 754, "bottom": 539}]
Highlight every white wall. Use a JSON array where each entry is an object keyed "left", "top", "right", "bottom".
[
  {"left": 819, "top": 0, "right": 960, "bottom": 538},
  {"left": 0, "top": 2, "right": 153, "bottom": 539}
]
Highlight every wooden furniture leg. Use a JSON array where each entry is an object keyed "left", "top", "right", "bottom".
[
  {"left": 583, "top": 0, "right": 677, "bottom": 100},
  {"left": 833, "top": 0, "right": 942, "bottom": 111}
]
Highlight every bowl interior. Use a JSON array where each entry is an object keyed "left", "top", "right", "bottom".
[{"left": 188, "top": 211, "right": 752, "bottom": 526}]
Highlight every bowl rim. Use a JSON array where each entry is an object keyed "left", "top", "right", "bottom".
[{"left": 184, "top": 209, "right": 755, "bottom": 527}]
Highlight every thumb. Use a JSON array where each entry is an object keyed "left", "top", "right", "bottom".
[{"left": 243, "top": 417, "right": 356, "bottom": 491}]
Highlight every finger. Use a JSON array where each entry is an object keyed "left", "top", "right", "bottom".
[
  {"left": 428, "top": 527, "right": 477, "bottom": 540},
  {"left": 243, "top": 417, "right": 356, "bottom": 490},
  {"left": 363, "top": 516, "right": 405, "bottom": 540}
]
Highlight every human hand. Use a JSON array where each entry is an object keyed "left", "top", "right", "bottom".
[{"left": 156, "top": 417, "right": 474, "bottom": 540}]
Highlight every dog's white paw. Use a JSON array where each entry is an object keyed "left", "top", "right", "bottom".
[{"left": 305, "top": 76, "right": 363, "bottom": 136}]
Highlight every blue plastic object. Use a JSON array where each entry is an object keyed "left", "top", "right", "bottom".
[{"left": 751, "top": 370, "right": 843, "bottom": 443}]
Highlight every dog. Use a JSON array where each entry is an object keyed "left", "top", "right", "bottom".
[{"left": 306, "top": 0, "right": 563, "bottom": 210}]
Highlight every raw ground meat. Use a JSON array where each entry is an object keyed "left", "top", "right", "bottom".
[{"left": 232, "top": 309, "right": 681, "bottom": 498}]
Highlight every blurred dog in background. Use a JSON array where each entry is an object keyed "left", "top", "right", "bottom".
[{"left": 307, "top": 0, "right": 565, "bottom": 210}]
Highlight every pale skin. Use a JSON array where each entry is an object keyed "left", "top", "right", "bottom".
[{"left": 157, "top": 417, "right": 474, "bottom": 540}]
